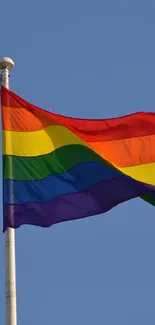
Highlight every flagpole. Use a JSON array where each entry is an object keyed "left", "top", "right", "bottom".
[{"left": 0, "top": 57, "right": 17, "bottom": 325}]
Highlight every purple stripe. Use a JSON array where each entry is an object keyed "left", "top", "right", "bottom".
[{"left": 3, "top": 177, "right": 155, "bottom": 231}]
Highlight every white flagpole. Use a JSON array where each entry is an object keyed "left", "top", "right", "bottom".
[{"left": 0, "top": 57, "right": 17, "bottom": 325}]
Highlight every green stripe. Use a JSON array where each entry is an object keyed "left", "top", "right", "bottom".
[
  {"left": 141, "top": 194, "right": 155, "bottom": 206},
  {"left": 3, "top": 144, "right": 110, "bottom": 181}
]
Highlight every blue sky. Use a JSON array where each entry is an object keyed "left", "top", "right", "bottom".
[{"left": 1, "top": 0, "right": 155, "bottom": 324}]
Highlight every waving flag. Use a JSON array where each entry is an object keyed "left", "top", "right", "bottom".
[{"left": 1, "top": 86, "right": 155, "bottom": 231}]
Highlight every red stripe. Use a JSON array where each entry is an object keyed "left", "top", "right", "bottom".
[{"left": 2, "top": 86, "right": 155, "bottom": 141}]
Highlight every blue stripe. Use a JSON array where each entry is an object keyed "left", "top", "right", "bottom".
[
  {"left": 4, "top": 178, "right": 155, "bottom": 231},
  {"left": 4, "top": 161, "right": 122, "bottom": 204}
]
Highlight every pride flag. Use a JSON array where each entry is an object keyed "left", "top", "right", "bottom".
[{"left": 1, "top": 86, "right": 155, "bottom": 231}]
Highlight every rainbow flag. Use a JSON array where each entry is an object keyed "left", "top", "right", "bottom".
[{"left": 1, "top": 86, "right": 155, "bottom": 231}]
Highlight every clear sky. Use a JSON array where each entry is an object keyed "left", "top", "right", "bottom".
[{"left": 1, "top": 0, "right": 155, "bottom": 324}]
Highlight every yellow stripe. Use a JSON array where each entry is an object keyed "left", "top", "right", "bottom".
[
  {"left": 3, "top": 125, "right": 155, "bottom": 186},
  {"left": 89, "top": 142, "right": 155, "bottom": 186},
  {"left": 2, "top": 125, "right": 86, "bottom": 157},
  {"left": 89, "top": 141, "right": 155, "bottom": 185},
  {"left": 119, "top": 163, "right": 155, "bottom": 186}
]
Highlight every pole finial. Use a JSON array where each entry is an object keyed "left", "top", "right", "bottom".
[{"left": 0, "top": 57, "right": 15, "bottom": 70}]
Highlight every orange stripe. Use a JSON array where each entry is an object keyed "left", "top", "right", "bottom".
[
  {"left": 2, "top": 105, "right": 59, "bottom": 131},
  {"left": 89, "top": 134, "right": 155, "bottom": 167},
  {"left": 2, "top": 87, "right": 155, "bottom": 139}
]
